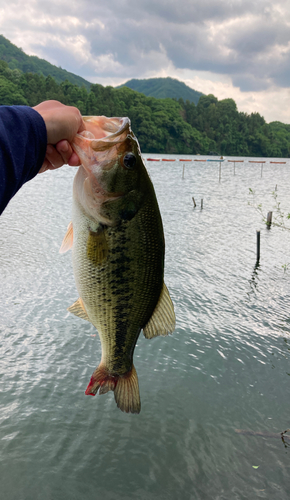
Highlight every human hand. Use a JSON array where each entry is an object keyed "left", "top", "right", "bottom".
[
  {"left": 39, "top": 140, "right": 81, "bottom": 173},
  {"left": 33, "top": 100, "right": 85, "bottom": 173}
]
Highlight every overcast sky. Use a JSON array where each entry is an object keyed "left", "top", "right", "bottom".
[{"left": 1, "top": 0, "right": 290, "bottom": 122}]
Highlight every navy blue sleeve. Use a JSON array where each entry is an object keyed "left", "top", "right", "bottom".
[{"left": 0, "top": 106, "right": 47, "bottom": 215}]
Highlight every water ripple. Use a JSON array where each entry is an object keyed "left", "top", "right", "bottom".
[{"left": 0, "top": 160, "right": 290, "bottom": 499}]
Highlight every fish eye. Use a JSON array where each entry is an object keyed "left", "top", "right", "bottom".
[{"left": 122, "top": 153, "right": 136, "bottom": 170}]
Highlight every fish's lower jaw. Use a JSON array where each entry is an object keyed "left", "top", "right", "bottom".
[{"left": 85, "top": 364, "right": 141, "bottom": 414}]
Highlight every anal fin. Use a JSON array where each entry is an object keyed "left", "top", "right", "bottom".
[
  {"left": 143, "top": 282, "right": 175, "bottom": 339},
  {"left": 68, "top": 298, "right": 90, "bottom": 322}
]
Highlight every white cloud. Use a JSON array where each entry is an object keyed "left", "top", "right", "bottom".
[
  {"left": 178, "top": 73, "right": 290, "bottom": 123},
  {"left": 0, "top": 0, "right": 289, "bottom": 122}
]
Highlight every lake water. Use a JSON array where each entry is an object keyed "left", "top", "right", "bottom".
[{"left": 1, "top": 155, "right": 290, "bottom": 500}]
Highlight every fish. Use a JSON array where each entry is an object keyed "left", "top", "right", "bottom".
[
  {"left": 235, "top": 429, "right": 290, "bottom": 442},
  {"left": 60, "top": 116, "right": 175, "bottom": 414}
]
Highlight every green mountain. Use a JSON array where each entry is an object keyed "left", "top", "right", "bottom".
[
  {"left": 0, "top": 35, "right": 91, "bottom": 90},
  {"left": 0, "top": 35, "right": 289, "bottom": 157},
  {"left": 117, "top": 77, "right": 203, "bottom": 105}
]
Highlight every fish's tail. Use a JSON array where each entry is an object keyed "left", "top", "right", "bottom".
[{"left": 85, "top": 364, "right": 141, "bottom": 414}]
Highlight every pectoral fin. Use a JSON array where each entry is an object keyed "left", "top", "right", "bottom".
[
  {"left": 87, "top": 225, "right": 108, "bottom": 265},
  {"left": 59, "top": 222, "right": 73, "bottom": 253},
  {"left": 143, "top": 282, "right": 176, "bottom": 339},
  {"left": 68, "top": 298, "right": 90, "bottom": 322}
]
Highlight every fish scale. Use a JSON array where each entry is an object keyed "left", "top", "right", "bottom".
[
  {"left": 73, "top": 200, "right": 163, "bottom": 375},
  {"left": 60, "top": 116, "right": 175, "bottom": 413}
]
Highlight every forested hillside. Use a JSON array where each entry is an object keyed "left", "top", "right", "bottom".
[
  {"left": 118, "top": 77, "right": 203, "bottom": 105},
  {"left": 180, "top": 95, "right": 290, "bottom": 157},
  {"left": 0, "top": 35, "right": 91, "bottom": 89},
  {"left": 0, "top": 59, "right": 289, "bottom": 156}
]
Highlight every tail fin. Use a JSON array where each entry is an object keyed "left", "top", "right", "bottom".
[
  {"left": 85, "top": 364, "right": 141, "bottom": 414},
  {"left": 114, "top": 365, "right": 140, "bottom": 414}
]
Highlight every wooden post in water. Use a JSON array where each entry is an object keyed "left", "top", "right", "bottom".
[
  {"left": 182, "top": 164, "right": 185, "bottom": 179},
  {"left": 192, "top": 196, "right": 196, "bottom": 208},
  {"left": 267, "top": 211, "right": 273, "bottom": 227},
  {"left": 228, "top": 159, "right": 243, "bottom": 175},
  {"left": 256, "top": 230, "right": 260, "bottom": 262},
  {"left": 201, "top": 199, "right": 203, "bottom": 209}
]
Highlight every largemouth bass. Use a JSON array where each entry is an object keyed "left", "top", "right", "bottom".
[{"left": 60, "top": 116, "right": 175, "bottom": 414}]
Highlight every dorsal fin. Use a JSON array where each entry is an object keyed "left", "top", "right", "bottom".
[{"left": 143, "top": 282, "right": 175, "bottom": 339}]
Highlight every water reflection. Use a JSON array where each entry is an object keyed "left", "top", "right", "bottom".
[
  {"left": 247, "top": 262, "right": 262, "bottom": 299},
  {"left": 1, "top": 158, "right": 290, "bottom": 499}
]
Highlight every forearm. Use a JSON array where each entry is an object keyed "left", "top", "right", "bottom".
[{"left": 0, "top": 106, "right": 47, "bottom": 214}]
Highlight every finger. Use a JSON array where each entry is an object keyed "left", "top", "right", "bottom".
[
  {"left": 68, "top": 152, "right": 81, "bottom": 167},
  {"left": 56, "top": 140, "right": 81, "bottom": 166},
  {"left": 56, "top": 140, "right": 73, "bottom": 165},
  {"left": 77, "top": 117, "right": 86, "bottom": 135},
  {"left": 38, "top": 158, "right": 54, "bottom": 174},
  {"left": 45, "top": 145, "right": 65, "bottom": 170},
  {"left": 33, "top": 101, "right": 85, "bottom": 144}
]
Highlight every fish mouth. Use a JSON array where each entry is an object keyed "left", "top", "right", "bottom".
[
  {"left": 85, "top": 116, "right": 131, "bottom": 149},
  {"left": 72, "top": 116, "right": 132, "bottom": 174},
  {"left": 72, "top": 116, "right": 134, "bottom": 214}
]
